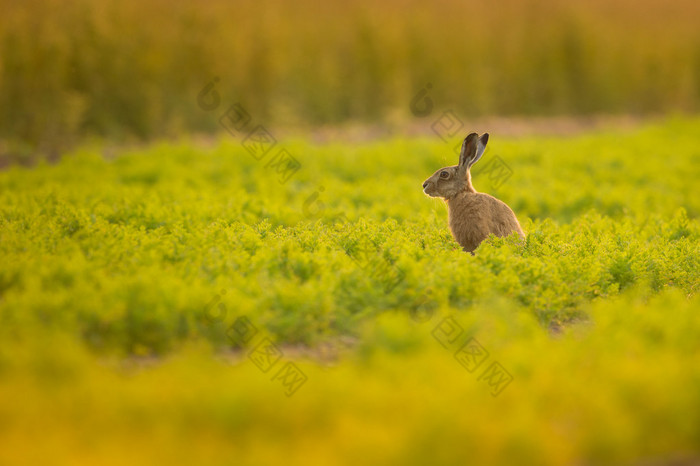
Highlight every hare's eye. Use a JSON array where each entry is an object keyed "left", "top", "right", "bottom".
[{"left": 440, "top": 171, "right": 450, "bottom": 179}]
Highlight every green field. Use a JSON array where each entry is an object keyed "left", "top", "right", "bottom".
[{"left": 1, "top": 119, "right": 699, "bottom": 465}]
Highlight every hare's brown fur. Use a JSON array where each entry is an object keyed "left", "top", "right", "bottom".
[{"left": 423, "top": 132, "right": 524, "bottom": 253}]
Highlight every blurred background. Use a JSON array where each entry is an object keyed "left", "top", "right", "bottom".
[{"left": 1, "top": 0, "right": 699, "bottom": 159}]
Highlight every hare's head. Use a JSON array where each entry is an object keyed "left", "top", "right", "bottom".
[{"left": 422, "top": 132, "right": 489, "bottom": 199}]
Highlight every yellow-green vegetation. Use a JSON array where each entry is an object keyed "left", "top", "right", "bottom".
[
  {"left": 2, "top": 0, "right": 699, "bottom": 153},
  {"left": 1, "top": 119, "right": 699, "bottom": 464}
]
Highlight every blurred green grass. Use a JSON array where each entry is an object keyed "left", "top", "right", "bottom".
[
  {"left": 1, "top": 0, "right": 699, "bottom": 155},
  {"left": 1, "top": 290, "right": 699, "bottom": 465}
]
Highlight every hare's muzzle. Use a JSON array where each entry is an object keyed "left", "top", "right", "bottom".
[{"left": 422, "top": 180, "right": 437, "bottom": 197}]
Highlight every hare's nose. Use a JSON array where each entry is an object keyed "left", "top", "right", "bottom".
[{"left": 422, "top": 181, "right": 429, "bottom": 189}]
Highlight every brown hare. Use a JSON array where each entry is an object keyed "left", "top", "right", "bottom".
[{"left": 422, "top": 132, "right": 524, "bottom": 253}]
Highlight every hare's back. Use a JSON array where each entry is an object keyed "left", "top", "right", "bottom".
[{"left": 472, "top": 193, "right": 523, "bottom": 237}]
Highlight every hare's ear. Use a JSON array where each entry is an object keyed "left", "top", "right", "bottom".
[
  {"left": 458, "top": 133, "right": 479, "bottom": 171},
  {"left": 470, "top": 133, "right": 489, "bottom": 167}
]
